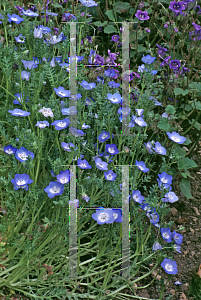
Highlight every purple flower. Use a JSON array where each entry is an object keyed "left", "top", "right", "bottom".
[
  {"left": 15, "top": 147, "right": 34, "bottom": 163},
  {"left": 173, "top": 231, "right": 183, "bottom": 244},
  {"left": 167, "top": 132, "right": 186, "bottom": 144},
  {"left": 21, "top": 71, "right": 31, "bottom": 81},
  {"left": 7, "top": 14, "right": 24, "bottom": 24},
  {"left": 104, "top": 170, "right": 117, "bottom": 181},
  {"left": 110, "top": 35, "right": 120, "bottom": 42},
  {"left": 11, "top": 173, "right": 33, "bottom": 191},
  {"left": 160, "top": 56, "right": 171, "bottom": 67},
  {"left": 153, "top": 142, "right": 166, "bottom": 155},
  {"left": 51, "top": 118, "right": 70, "bottom": 130},
  {"left": 132, "top": 190, "right": 144, "bottom": 204},
  {"left": 161, "top": 258, "right": 178, "bottom": 275},
  {"left": 8, "top": 109, "right": 30, "bottom": 117},
  {"left": 169, "top": 60, "right": 181, "bottom": 71},
  {"left": 38, "top": 25, "right": 51, "bottom": 34},
  {"left": 135, "top": 10, "right": 149, "bottom": 21},
  {"left": 77, "top": 159, "right": 92, "bottom": 169},
  {"left": 44, "top": 181, "right": 64, "bottom": 198},
  {"left": 169, "top": 1, "right": 186, "bottom": 13},
  {"left": 4, "top": 145, "right": 18, "bottom": 155},
  {"left": 54, "top": 86, "right": 71, "bottom": 97},
  {"left": 156, "top": 44, "right": 168, "bottom": 56},
  {"left": 78, "top": 80, "right": 96, "bottom": 90},
  {"left": 161, "top": 227, "right": 173, "bottom": 243},
  {"left": 35, "top": 121, "right": 49, "bottom": 129},
  {"left": 135, "top": 160, "right": 149, "bottom": 173},
  {"left": 56, "top": 170, "right": 73, "bottom": 184},
  {"left": 92, "top": 208, "right": 114, "bottom": 225}
]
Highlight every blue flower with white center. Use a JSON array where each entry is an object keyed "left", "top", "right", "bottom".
[
  {"left": 79, "top": 0, "right": 98, "bottom": 7},
  {"left": 61, "top": 142, "right": 75, "bottom": 152},
  {"left": 106, "top": 93, "right": 122, "bottom": 104},
  {"left": 34, "top": 27, "right": 43, "bottom": 38},
  {"left": 7, "top": 14, "right": 24, "bottom": 24},
  {"left": 21, "top": 9, "right": 39, "bottom": 17},
  {"left": 15, "top": 147, "right": 34, "bottom": 163},
  {"left": 134, "top": 117, "right": 147, "bottom": 127},
  {"left": 144, "top": 141, "right": 154, "bottom": 154},
  {"left": 98, "top": 131, "right": 111, "bottom": 143},
  {"left": 108, "top": 81, "right": 120, "bottom": 88},
  {"left": 38, "top": 25, "right": 51, "bottom": 34},
  {"left": 149, "top": 96, "right": 163, "bottom": 106},
  {"left": 135, "top": 160, "right": 150, "bottom": 173},
  {"left": 157, "top": 172, "right": 172, "bottom": 189},
  {"left": 8, "top": 109, "right": 30, "bottom": 117},
  {"left": 82, "top": 123, "right": 91, "bottom": 129},
  {"left": 162, "top": 191, "right": 178, "bottom": 203},
  {"left": 104, "top": 69, "right": 116, "bottom": 78},
  {"left": 54, "top": 86, "right": 71, "bottom": 98},
  {"left": 62, "top": 106, "right": 77, "bottom": 115},
  {"left": 81, "top": 193, "right": 90, "bottom": 202},
  {"left": 173, "top": 231, "right": 183, "bottom": 245},
  {"left": 78, "top": 80, "right": 96, "bottom": 90},
  {"left": 105, "top": 144, "right": 119, "bottom": 155},
  {"left": 152, "top": 242, "right": 162, "bottom": 251},
  {"left": 13, "top": 93, "right": 29, "bottom": 105},
  {"left": 174, "top": 281, "right": 182, "bottom": 285},
  {"left": 135, "top": 109, "right": 144, "bottom": 117},
  {"left": 85, "top": 97, "right": 95, "bottom": 106},
  {"left": 161, "top": 227, "right": 173, "bottom": 243},
  {"left": 21, "top": 60, "right": 38, "bottom": 70},
  {"left": 140, "top": 202, "right": 152, "bottom": 212},
  {"left": 67, "top": 55, "right": 84, "bottom": 64},
  {"left": 95, "top": 158, "right": 108, "bottom": 171},
  {"left": 21, "top": 71, "right": 31, "bottom": 81},
  {"left": 11, "top": 173, "right": 33, "bottom": 191},
  {"left": 70, "top": 94, "right": 82, "bottom": 101},
  {"left": 92, "top": 208, "right": 114, "bottom": 225},
  {"left": 96, "top": 76, "right": 104, "bottom": 84},
  {"left": 59, "top": 62, "right": 70, "bottom": 71},
  {"left": 77, "top": 159, "right": 92, "bottom": 169},
  {"left": 48, "top": 33, "right": 63, "bottom": 44},
  {"left": 153, "top": 142, "right": 166, "bottom": 155},
  {"left": 112, "top": 209, "right": 123, "bottom": 223},
  {"left": 141, "top": 54, "right": 156, "bottom": 64},
  {"left": 161, "top": 258, "right": 178, "bottom": 275},
  {"left": 56, "top": 170, "right": 73, "bottom": 184},
  {"left": 4, "top": 145, "right": 18, "bottom": 155},
  {"left": 173, "top": 244, "right": 181, "bottom": 253},
  {"left": 35, "top": 121, "right": 49, "bottom": 129},
  {"left": 104, "top": 170, "right": 117, "bottom": 181},
  {"left": 167, "top": 131, "right": 186, "bottom": 144},
  {"left": 44, "top": 181, "right": 64, "bottom": 198},
  {"left": 162, "top": 112, "right": 170, "bottom": 119},
  {"left": 132, "top": 190, "right": 144, "bottom": 204},
  {"left": 150, "top": 212, "right": 160, "bottom": 223},
  {"left": 51, "top": 118, "right": 70, "bottom": 130},
  {"left": 15, "top": 34, "right": 25, "bottom": 43},
  {"left": 69, "top": 127, "right": 86, "bottom": 137}
]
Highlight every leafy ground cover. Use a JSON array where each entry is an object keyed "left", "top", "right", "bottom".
[{"left": 0, "top": 0, "right": 201, "bottom": 299}]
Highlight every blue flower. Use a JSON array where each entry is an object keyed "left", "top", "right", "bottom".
[
  {"left": 38, "top": 25, "right": 51, "bottom": 34},
  {"left": 104, "top": 170, "right": 117, "bottom": 181},
  {"left": 8, "top": 109, "right": 30, "bottom": 117},
  {"left": 135, "top": 109, "right": 144, "bottom": 117},
  {"left": 69, "top": 127, "right": 86, "bottom": 137},
  {"left": 173, "top": 231, "right": 183, "bottom": 245},
  {"left": 21, "top": 60, "right": 38, "bottom": 70},
  {"left": 144, "top": 141, "right": 154, "bottom": 154},
  {"left": 132, "top": 190, "right": 144, "bottom": 204},
  {"left": 69, "top": 199, "right": 79, "bottom": 207},
  {"left": 92, "top": 208, "right": 114, "bottom": 225},
  {"left": 140, "top": 202, "right": 152, "bottom": 213},
  {"left": 96, "top": 76, "right": 104, "bottom": 84},
  {"left": 69, "top": 94, "right": 82, "bottom": 101},
  {"left": 21, "top": 71, "right": 31, "bottom": 81},
  {"left": 79, "top": 0, "right": 98, "bottom": 7},
  {"left": 167, "top": 131, "right": 186, "bottom": 144},
  {"left": 81, "top": 193, "right": 90, "bottom": 202},
  {"left": 50, "top": 169, "right": 56, "bottom": 177},
  {"left": 62, "top": 106, "right": 77, "bottom": 115},
  {"left": 150, "top": 212, "right": 160, "bottom": 223},
  {"left": 161, "top": 227, "right": 173, "bottom": 243},
  {"left": 157, "top": 172, "right": 172, "bottom": 189},
  {"left": 98, "top": 131, "right": 111, "bottom": 143},
  {"left": 77, "top": 159, "right": 92, "bottom": 169},
  {"left": 44, "top": 181, "right": 64, "bottom": 198},
  {"left": 4, "top": 145, "right": 18, "bottom": 155},
  {"left": 67, "top": 55, "right": 84, "bottom": 64},
  {"left": 15, "top": 147, "right": 34, "bottom": 163},
  {"left": 112, "top": 209, "right": 123, "bottom": 222},
  {"left": 15, "top": 34, "right": 25, "bottom": 43},
  {"left": 161, "top": 258, "right": 178, "bottom": 275},
  {"left": 153, "top": 141, "right": 166, "bottom": 155},
  {"left": 82, "top": 123, "right": 91, "bottom": 129},
  {"left": 56, "top": 170, "right": 73, "bottom": 184},
  {"left": 173, "top": 244, "right": 181, "bottom": 253},
  {"left": 135, "top": 160, "right": 149, "bottom": 173},
  {"left": 162, "top": 191, "right": 178, "bottom": 203},
  {"left": 152, "top": 242, "right": 162, "bottom": 251},
  {"left": 106, "top": 92, "right": 122, "bottom": 104},
  {"left": 21, "top": 9, "right": 39, "bottom": 17},
  {"left": 11, "top": 173, "right": 33, "bottom": 191},
  {"left": 13, "top": 93, "right": 29, "bottom": 105},
  {"left": 134, "top": 116, "right": 147, "bottom": 127},
  {"left": 78, "top": 80, "right": 96, "bottom": 90},
  {"left": 34, "top": 27, "right": 43, "bottom": 38},
  {"left": 141, "top": 54, "right": 156, "bottom": 64},
  {"left": 48, "top": 33, "right": 64, "bottom": 45},
  {"left": 54, "top": 86, "right": 71, "bottom": 98},
  {"left": 104, "top": 69, "right": 116, "bottom": 78},
  {"left": 61, "top": 142, "right": 76, "bottom": 152},
  {"left": 118, "top": 107, "right": 131, "bottom": 122},
  {"left": 105, "top": 144, "right": 119, "bottom": 155},
  {"left": 108, "top": 81, "right": 120, "bottom": 88},
  {"left": 174, "top": 281, "right": 182, "bottom": 285},
  {"left": 95, "top": 158, "right": 108, "bottom": 171},
  {"left": 51, "top": 118, "right": 70, "bottom": 130},
  {"left": 35, "top": 121, "right": 49, "bottom": 129},
  {"left": 7, "top": 14, "right": 24, "bottom": 24}
]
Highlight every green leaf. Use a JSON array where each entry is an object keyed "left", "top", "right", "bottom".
[
  {"left": 93, "top": 21, "right": 102, "bottom": 27},
  {"left": 114, "top": 2, "right": 130, "bottom": 13},
  {"left": 137, "top": 45, "right": 147, "bottom": 53},
  {"left": 51, "top": 3, "right": 62, "bottom": 8},
  {"left": 178, "top": 157, "right": 198, "bottom": 170},
  {"left": 157, "top": 118, "right": 170, "bottom": 131},
  {"left": 165, "top": 105, "right": 175, "bottom": 115},
  {"left": 104, "top": 25, "right": 117, "bottom": 34},
  {"left": 173, "top": 144, "right": 186, "bottom": 157},
  {"left": 179, "top": 178, "right": 193, "bottom": 199},
  {"left": 189, "top": 82, "right": 201, "bottom": 91},
  {"left": 183, "top": 137, "right": 191, "bottom": 145},
  {"left": 181, "top": 172, "right": 187, "bottom": 178},
  {"left": 192, "top": 101, "right": 201, "bottom": 110},
  {"left": 174, "top": 88, "right": 189, "bottom": 96},
  {"left": 105, "top": 10, "right": 115, "bottom": 21},
  {"left": 189, "top": 119, "right": 201, "bottom": 130}
]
